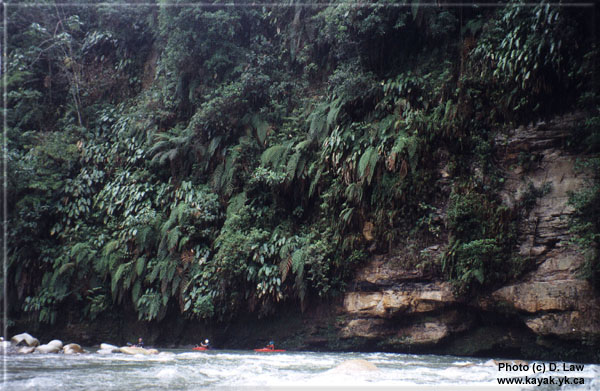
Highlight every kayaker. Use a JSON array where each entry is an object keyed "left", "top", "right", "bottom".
[
  {"left": 136, "top": 338, "right": 144, "bottom": 348},
  {"left": 266, "top": 341, "right": 275, "bottom": 350},
  {"left": 200, "top": 339, "right": 210, "bottom": 348}
]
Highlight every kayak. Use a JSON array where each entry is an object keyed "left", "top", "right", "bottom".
[
  {"left": 254, "top": 348, "right": 286, "bottom": 352},
  {"left": 193, "top": 346, "right": 208, "bottom": 351}
]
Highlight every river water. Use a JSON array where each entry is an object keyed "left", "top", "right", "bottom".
[{"left": 2, "top": 349, "right": 599, "bottom": 390}]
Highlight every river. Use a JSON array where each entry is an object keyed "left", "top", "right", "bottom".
[{"left": 2, "top": 349, "right": 599, "bottom": 390}]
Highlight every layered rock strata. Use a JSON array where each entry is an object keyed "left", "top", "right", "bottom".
[
  {"left": 337, "top": 113, "right": 600, "bottom": 354},
  {"left": 488, "top": 113, "right": 600, "bottom": 340}
]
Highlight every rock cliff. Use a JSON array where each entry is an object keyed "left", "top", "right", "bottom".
[{"left": 335, "top": 113, "right": 600, "bottom": 360}]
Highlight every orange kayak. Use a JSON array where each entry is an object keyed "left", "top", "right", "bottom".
[{"left": 193, "top": 346, "right": 208, "bottom": 351}]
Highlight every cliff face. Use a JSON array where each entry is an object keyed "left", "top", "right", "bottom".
[
  {"left": 335, "top": 113, "right": 600, "bottom": 361},
  {"left": 13, "top": 113, "right": 597, "bottom": 362}
]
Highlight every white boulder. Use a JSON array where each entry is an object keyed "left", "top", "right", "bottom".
[
  {"left": 63, "top": 343, "right": 85, "bottom": 354},
  {"left": 47, "top": 340, "right": 63, "bottom": 349},
  {"left": 35, "top": 340, "right": 63, "bottom": 354},
  {"left": 18, "top": 346, "right": 36, "bottom": 354},
  {"left": 100, "top": 343, "right": 119, "bottom": 350},
  {"left": 118, "top": 346, "right": 159, "bottom": 355},
  {"left": 97, "top": 343, "right": 120, "bottom": 354},
  {"left": 11, "top": 333, "right": 39, "bottom": 347}
]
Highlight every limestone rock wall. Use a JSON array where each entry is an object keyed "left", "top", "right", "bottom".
[
  {"left": 488, "top": 113, "right": 600, "bottom": 341},
  {"left": 335, "top": 113, "right": 600, "bottom": 359}
]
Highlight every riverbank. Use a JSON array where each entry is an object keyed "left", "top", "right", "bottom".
[{"left": 8, "top": 294, "right": 600, "bottom": 364}]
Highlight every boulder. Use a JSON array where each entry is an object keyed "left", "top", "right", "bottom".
[
  {"left": 18, "top": 346, "right": 36, "bottom": 354},
  {"left": 35, "top": 344, "right": 61, "bottom": 354},
  {"left": 11, "top": 333, "right": 39, "bottom": 347},
  {"left": 47, "top": 340, "right": 63, "bottom": 349},
  {"left": 100, "top": 343, "right": 119, "bottom": 350},
  {"left": 97, "top": 343, "right": 120, "bottom": 354},
  {"left": 118, "top": 346, "right": 159, "bottom": 355},
  {"left": 63, "top": 343, "right": 85, "bottom": 354}
]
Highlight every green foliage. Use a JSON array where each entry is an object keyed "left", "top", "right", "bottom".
[
  {"left": 520, "top": 181, "right": 552, "bottom": 212},
  {"left": 6, "top": 2, "right": 597, "bottom": 328},
  {"left": 568, "top": 158, "right": 600, "bottom": 290},
  {"left": 358, "top": 146, "right": 379, "bottom": 185},
  {"left": 469, "top": 3, "right": 586, "bottom": 120},
  {"left": 442, "top": 187, "right": 524, "bottom": 295}
]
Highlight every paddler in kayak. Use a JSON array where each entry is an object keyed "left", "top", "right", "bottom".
[
  {"left": 200, "top": 339, "right": 211, "bottom": 349},
  {"left": 254, "top": 340, "right": 285, "bottom": 352}
]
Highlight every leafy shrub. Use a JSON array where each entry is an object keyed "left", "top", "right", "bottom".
[
  {"left": 442, "top": 187, "right": 523, "bottom": 295},
  {"left": 470, "top": 3, "right": 582, "bottom": 120},
  {"left": 568, "top": 158, "right": 600, "bottom": 290}
]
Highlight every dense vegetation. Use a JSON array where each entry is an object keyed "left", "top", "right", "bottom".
[{"left": 3, "top": 1, "right": 599, "bottom": 329}]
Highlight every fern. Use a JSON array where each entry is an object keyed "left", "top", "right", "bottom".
[
  {"left": 102, "top": 239, "right": 120, "bottom": 257},
  {"left": 378, "top": 114, "right": 396, "bottom": 135},
  {"left": 207, "top": 135, "right": 223, "bottom": 159},
  {"left": 290, "top": 248, "right": 307, "bottom": 304},
  {"left": 251, "top": 115, "right": 269, "bottom": 145},
  {"left": 169, "top": 204, "right": 188, "bottom": 228},
  {"left": 260, "top": 144, "right": 289, "bottom": 167},
  {"left": 136, "top": 226, "right": 155, "bottom": 252},
  {"left": 308, "top": 102, "right": 328, "bottom": 140},
  {"left": 158, "top": 257, "right": 177, "bottom": 283},
  {"left": 344, "top": 183, "right": 363, "bottom": 204},
  {"left": 131, "top": 280, "right": 142, "bottom": 307},
  {"left": 56, "top": 262, "right": 75, "bottom": 277},
  {"left": 111, "top": 262, "right": 132, "bottom": 301},
  {"left": 279, "top": 256, "right": 293, "bottom": 283},
  {"left": 286, "top": 150, "right": 302, "bottom": 180},
  {"left": 407, "top": 135, "right": 418, "bottom": 171},
  {"left": 171, "top": 274, "right": 181, "bottom": 296},
  {"left": 294, "top": 139, "right": 312, "bottom": 152},
  {"left": 108, "top": 252, "right": 122, "bottom": 273},
  {"left": 160, "top": 148, "right": 179, "bottom": 165},
  {"left": 135, "top": 256, "right": 146, "bottom": 276},
  {"left": 326, "top": 97, "right": 343, "bottom": 129},
  {"left": 70, "top": 242, "right": 94, "bottom": 265},
  {"left": 226, "top": 192, "right": 247, "bottom": 218},
  {"left": 178, "top": 234, "right": 190, "bottom": 251},
  {"left": 211, "top": 154, "right": 237, "bottom": 195},
  {"left": 146, "top": 259, "right": 160, "bottom": 283},
  {"left": 136, "top": 289, "right": 161, "bottom": 321},
  {"left": 392, "top": 131, "right": 410, "bottom": 154},
  {"left": 149, "top": 125, "right": 194, "bottom": 167},
  {"left": 308, "top": 168, "right": 322, "bottom": 197},
  {"left": 358, "top": 146, "right": 379, "bottom": 184},
  {"left": 291, "top": 249, "right": 305, "bottom": 276},
  {"left": 340, "top": 207, "right": 354, "bottom": 226},
  {"left": 211, "top": 162, "right": 225, "bottom": 191}
]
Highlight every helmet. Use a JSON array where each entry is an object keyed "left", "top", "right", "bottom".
[
  {"left": 205, "top": 339, "right": 209, "bottom": 344},
  {"left": 269, "top": 341, "right": 274, "bottom": 345}
]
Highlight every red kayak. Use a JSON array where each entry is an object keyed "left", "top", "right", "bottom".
[
  {"left": 193, "top": 346, "right": 208, "bottom": 351},
  {"left": 254, "top": 348, "right": 286, "bottom": 352}
]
